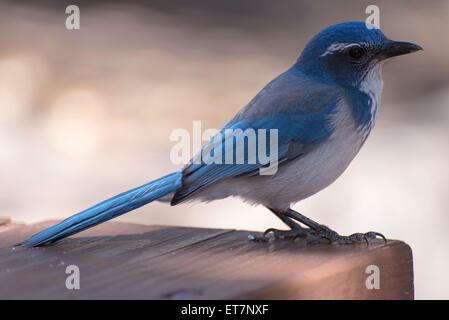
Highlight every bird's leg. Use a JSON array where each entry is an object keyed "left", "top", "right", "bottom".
[
  {"left": 284, "top": 208, "right": 387, "bottom": 244},
  {"left": 249, "top": 207, "right": 313, "bottom": 241}
]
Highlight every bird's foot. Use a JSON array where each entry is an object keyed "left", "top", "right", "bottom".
[
  {"left": 249, "top": 225, "right": 387, "bottom": 245},
  {"left": 249, "top": 227, "right": 315, "bottom": 242},
  {"left": 310, "top": 224, "right": 387, "bottom": 245}
]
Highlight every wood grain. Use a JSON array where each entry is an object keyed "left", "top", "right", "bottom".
[{"left": 0, "top": 220, "right": 414, "bottom": 299}]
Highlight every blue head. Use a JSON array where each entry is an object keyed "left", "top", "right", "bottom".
[{"left": 295, "top": 22, "right": 422, "bottom": 88}]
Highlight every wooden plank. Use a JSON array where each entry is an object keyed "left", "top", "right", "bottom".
[
  {"left": 0, "top": 220, "right": 413, "bottom": 299},
  {"left": 0, "top": 217, "right": 11, "bottom": 226}
]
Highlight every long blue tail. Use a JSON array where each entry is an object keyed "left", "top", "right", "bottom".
[{"left": 19, "top": 171, "right": 182, "bottom": 247}]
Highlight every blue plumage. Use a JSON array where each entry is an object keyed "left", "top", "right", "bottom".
[
  {"left": 19, "top": 21, "right": 421, "bottom": 247},
  {"left": 172, "top": 72, "right": 342, "bottom": 204},
  {"left": 19, "top": 172, "right": 182, "bottom": 247}
]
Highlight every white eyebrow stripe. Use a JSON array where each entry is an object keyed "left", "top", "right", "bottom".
[{"left": 320, "top": 42, "right": 359, "bottom": 57}]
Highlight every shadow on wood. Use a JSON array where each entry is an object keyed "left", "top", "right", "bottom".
[{"left": 0, "top": 219, "right": 414, "bottom": 299}]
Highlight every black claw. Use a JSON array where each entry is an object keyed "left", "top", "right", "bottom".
[
  {"left": 261, "top": 227, "right": 308, "bottom": 240},
  {"left": 263, "top": 228, "right": 277, "bottom": 237},
  {"left": 362, "top": 234, "right": 370, "bottom": 246},
  {"left": 248, "top": 234, "right": 269, "bottom": 242},
  {"left": 345, "top": 231, "right": 387, "bottom": 246},
  {"left": 368, "top": 231, "right": 387, "bottom": 244}
]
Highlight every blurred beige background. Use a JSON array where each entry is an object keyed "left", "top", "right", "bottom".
[{"left": 1, "top": 0, "right": 448, "bottom": 299}]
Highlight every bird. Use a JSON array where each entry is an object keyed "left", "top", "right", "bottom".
[{"left": 19, "top": 21, "right": 422, "bottom": 247}]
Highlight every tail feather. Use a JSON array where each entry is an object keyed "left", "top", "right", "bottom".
[{"left": 19, "top": 171, "right": 182, "bottom": 247}]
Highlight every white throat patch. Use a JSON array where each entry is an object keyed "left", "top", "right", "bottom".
[{"left": 358, "top": 62, "right": 384, "bottom": 133}]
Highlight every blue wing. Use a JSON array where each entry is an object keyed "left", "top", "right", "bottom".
[{"left": 171, "top": 68, "right": 344, "bottom": 204}]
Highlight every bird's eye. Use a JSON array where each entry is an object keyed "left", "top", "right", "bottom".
[{"left": 347, "top": 46, "right": 365, "bottom": 59}]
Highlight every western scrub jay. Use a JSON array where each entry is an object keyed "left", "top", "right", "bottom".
[{"left": 20, "top": 21, "right": 421, "bottom": 247}]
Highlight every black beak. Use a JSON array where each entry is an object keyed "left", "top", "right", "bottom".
[{"left": 378, "top": 40, "right": 422, "bottom": 60}]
